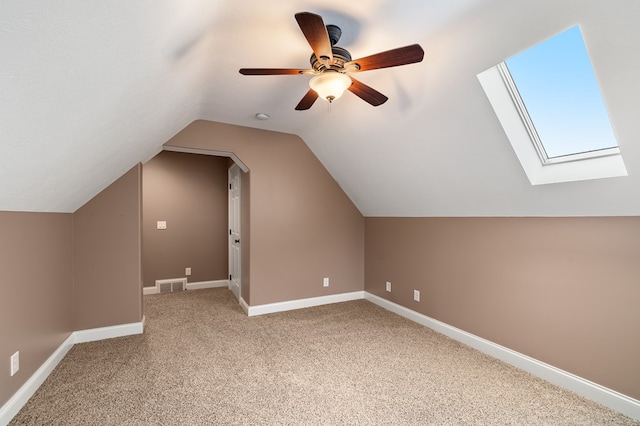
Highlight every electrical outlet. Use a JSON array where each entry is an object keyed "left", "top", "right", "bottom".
[
  {"left": 156, "top": 220, "right": 167, "bottom": 230},
  {"left": 10, "top": 351, "right": 19, "bottom": 376},
  {"left": 185, "top": 267, "right": 191, "bottom": 276},
  {"left": 413, "top": 290, "right": 420, "bottom": 302},
  {"left": 323, "top": 277, "right": 329, "bottom": 287},
  {"left": 386, "top": 281, "right": 392, "bottom": 292}
]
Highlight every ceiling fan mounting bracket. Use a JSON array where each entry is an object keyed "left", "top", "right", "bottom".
[{"left": 326, "top": 24, "right": 342, "bottom": 46}]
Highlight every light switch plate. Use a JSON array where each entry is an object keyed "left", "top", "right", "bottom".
[{"left": 10, "top": 351, "right": 19, "bottom": 376}]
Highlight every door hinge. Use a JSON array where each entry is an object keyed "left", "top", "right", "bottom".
[
  {"left": 229, "top": 274, "right": 232, "bottom": 280},
  {"left": 229, "top": 229, "right": 232, "bottom": 235},
  {"left": 229, "top": 183, "right": 232, "bottom": 190}
]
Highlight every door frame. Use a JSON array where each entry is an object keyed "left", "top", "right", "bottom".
[{"left": 228, "top": 163, "right": 241, "bottom": 301}]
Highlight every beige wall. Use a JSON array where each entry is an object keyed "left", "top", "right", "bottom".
[
  {"left": 0, "top": 212, "right": 73, "bottom": 406},
  {"left": 2, "top": 119, "right": 639, "bottom": 410},
  {"left": 164, "top": 120, "right": 365, "bottom": 305},
  {"left": 365, "top": 217, "right": 640, "bottom": 400},
  {"left": 1, "top": 165, "right": 142, "bottom": 408},
  {"left": 73, "top": 165, "right": 142, "bottom": 330},
  {"left": 142, "top": 151, "right": 228, "bottom": 286}
]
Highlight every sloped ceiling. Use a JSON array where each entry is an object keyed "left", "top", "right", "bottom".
[{"left": 2, "top": 0, "right": 639, "bottom": 216}]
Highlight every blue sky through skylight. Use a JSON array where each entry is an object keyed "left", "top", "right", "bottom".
[{"left": 505, "top": 26, "right": 618, "bottom": 158}]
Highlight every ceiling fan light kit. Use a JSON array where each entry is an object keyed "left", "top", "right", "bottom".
[
  {"left": 309, "top": 71, "right": 352, "bottom": 102},
  {"left": 239, "top": 12, "right": 424, "bottom": 110}
]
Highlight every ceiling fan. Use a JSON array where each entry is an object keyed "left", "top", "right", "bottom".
[{"left": 239, "top": 12, "right": 424, "bottom": 110}]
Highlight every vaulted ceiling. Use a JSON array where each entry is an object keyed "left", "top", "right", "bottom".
[{"left": 2, "top": 0, "right": 639, "bottom": 216}]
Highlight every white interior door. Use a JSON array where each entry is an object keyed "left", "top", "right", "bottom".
[{"left": 228, "top": 163, "right": 241, "bottom": 301}]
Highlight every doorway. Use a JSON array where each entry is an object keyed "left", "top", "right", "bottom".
[{"left": 141, "top": 150, "right": 243, "bottom": 299}]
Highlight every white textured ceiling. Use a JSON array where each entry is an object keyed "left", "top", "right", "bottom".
[{"left": 2, "top": 0, "right": 639, "bottom": 215}]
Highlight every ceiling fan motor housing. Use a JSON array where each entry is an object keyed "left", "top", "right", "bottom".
[
  {"left": 310, "top": 46, "right": 352, "bottom": 72},
  {"left": 309, "top": 24, "right": 354, "bottom": 73}
]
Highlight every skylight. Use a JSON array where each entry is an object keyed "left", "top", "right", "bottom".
[
  {"left": 477, "top": 25, "right": 627, "bottom": 185},
  {"left": 505, "top": 25, "right": 619, "bottom": 159}
]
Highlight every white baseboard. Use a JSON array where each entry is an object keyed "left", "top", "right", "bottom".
[
  {"left": 0, "top": 320, "right": 144, "bottom": 425},
  {"left": 239, "top": 297, "right": 250, "bottom": 315},
  {"left": 73, "top": 320, "right": 144, "bottom": 344},
  {"left": 364, "top": 292, "right": 640, "bottom": 421},
  {"left": 143, "top": 280, "right": 229, "bottom": 295},
  {"left": 186, "top": 280, "right": 229, "bottom": 291},
  {"left": 3, "top": 292, "right": 638, "bottom": 423},
  {"left": 246, "top": 291, "right": 365, "bottom": 317},
  {"left": 0, "top": 334, "right": 74, "bottom": 426},
  {"left": 243, "top": 288, "right": 638, "bottom": 420}
]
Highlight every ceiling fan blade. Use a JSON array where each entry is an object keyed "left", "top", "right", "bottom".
[
  {"left": 346, "top": 44, "right": 424, "bottom": 72},
  {"left": 295, "top": 89, "right": 319, "bottom": 110},
  {"left": 295, "top": 12, "right": 333, "bottom": 64},
  {"left": 239, "top": 68, "right": 308, "bottom": 75},
  {"left": 348, "top": 78, "right": 388, "bottom": 106}
]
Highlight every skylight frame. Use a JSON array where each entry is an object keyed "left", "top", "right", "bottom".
[
  {"left": 477, "top": 26, "right": 627, "bottom": 185},
  {"left": 496, "top": 62, "right": 621, "bottom": 166}
]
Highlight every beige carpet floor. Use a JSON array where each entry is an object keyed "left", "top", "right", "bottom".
[{"left": 10, "top": 288, "right": 639, "bottom": 425}]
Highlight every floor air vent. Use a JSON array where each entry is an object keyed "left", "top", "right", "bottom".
[{"left": 156, "top": 278, "right": 187, "bottom": 293}]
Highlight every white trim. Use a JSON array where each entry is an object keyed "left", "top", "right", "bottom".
[
  {"left": 477, "top": 65, "right": 627, "bottom": 185},
  {"left": 163, "top": 146, "right": 249, "bottom": 173},
  {"left": 246, "top": 291, "right": 365, "bottom": 317},
  {"left": 73, "top": 320, "right": 144, "bottom": 344},
  {"left": 228, "top": 163, "right": 242, "bottom": 302},
  {"left": 0, "top": 320, "right": 144, "bottom": 425},
  {"left": 364, "top": 292, "right": 640, "bottom": 421},
  {"left": 3, "top": 294, "right": 638, "bottom": 423},
  {"left": 186, "top": 280, "right": 229, "bottom": 291},
  {"left": 239, "top": 297, "right": 250, "bottom": 315},
  {"left": 144, "top": 280, "right": 229, "bottom": 295},
  {"left": 0, "top": 334, "right": 74, "bottom": 425}
]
